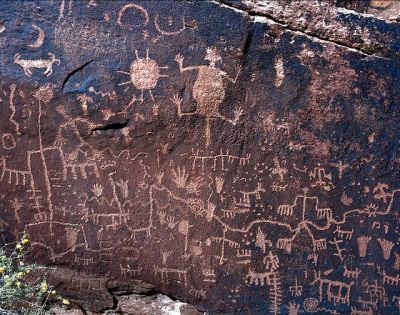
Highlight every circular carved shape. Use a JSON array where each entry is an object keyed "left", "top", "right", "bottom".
[
  {"left": 303, "top": 298, "right": 319, "bottom": 313},
  {"left": 2, "top": 133, "right": 16, "bottom": 150},
  {"left": 130, "top": 59, "right": 160, "bottom": 90},
  {"left": 117, "top": 4, "right": 149, "bottom": 29}
]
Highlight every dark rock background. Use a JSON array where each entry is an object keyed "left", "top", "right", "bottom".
[{"left": 0, "top": 1, "right": 399, "bottom": 314}]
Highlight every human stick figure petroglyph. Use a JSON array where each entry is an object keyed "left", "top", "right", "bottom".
[
  {"left": 173, "top": 47, "right": 243, "bottom": 146},
  {"left": 14, "top": 53, "right": 60, "bottom": 77},
  {"left": 118, "top": 49, "right": 168, "bottom": 105}
]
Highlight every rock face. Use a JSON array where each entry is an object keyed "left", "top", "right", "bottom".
[{"left": 0, "top": 0, "right": 399, "bottom": 314}]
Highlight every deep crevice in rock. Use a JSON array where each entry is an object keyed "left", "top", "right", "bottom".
[
  {"left": 91, "top": 119, "right": 130, "bottom": 133},
  {"left": 61, "top": 60, "right": 94, "bottom": 92},
  {"left": 214, "top": 0, "right": 390, "bottom": 59}
]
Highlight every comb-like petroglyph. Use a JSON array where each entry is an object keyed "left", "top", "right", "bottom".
[{"left": 0, "top": 0, "right": 399, "bottom": 314}]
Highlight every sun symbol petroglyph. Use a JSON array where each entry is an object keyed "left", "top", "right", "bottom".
[
  {"left": 118, "top": 49, "right": 168, "bottom": 105},
  {"left": 173, "top": 47, "right": 242, "bottom": 147}
]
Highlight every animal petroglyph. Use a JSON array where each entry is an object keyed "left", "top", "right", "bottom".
[
  {"left": 14, "top": 53, "right": 60, "bottom": 77},
  {"left": 190, "top": 148, "right": 250, "bottom": 171},
  {"left": 0, "top": 1, "right": 399, "bottom": 314},
  {"left": 312, "top": 271, "right": 354, "bottom": 305},
  {"left": 154, "top": 266, "right": 187, "bottom": 286},
  {"left": 0, "top": 156, "right": 30, "bottom": 186}
]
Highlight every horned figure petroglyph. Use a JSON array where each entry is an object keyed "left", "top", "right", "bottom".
[
  {"left": 14, "top": 53, "right": 60, "bottom": 76},
  {"left": 173, "top": 47, "right": 242, "bottom": 146}
]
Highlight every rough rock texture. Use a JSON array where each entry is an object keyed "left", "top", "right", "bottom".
[
  {"left": 337, "top": 0, "right": 400, "bottom": 20},
  {"left": 0, "top": 0, "right": 399, "bottom": 314},
  {"left": 50, "top": 291, "right": 202, "bottom": 315}
]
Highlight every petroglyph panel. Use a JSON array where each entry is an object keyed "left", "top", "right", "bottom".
[{"left": 0, "top": 0, "right": 399, "bottom": 314}]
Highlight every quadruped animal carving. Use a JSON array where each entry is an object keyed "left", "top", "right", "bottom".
[{"left": 14, "top": 53, "right": 60, "bottom": 77}]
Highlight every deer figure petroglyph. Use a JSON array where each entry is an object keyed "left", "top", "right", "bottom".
[{"left": 14, "top": 52, "right": 60, "bottom": 76}]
